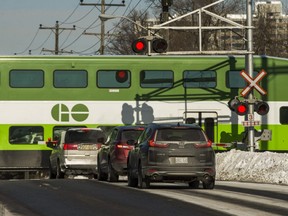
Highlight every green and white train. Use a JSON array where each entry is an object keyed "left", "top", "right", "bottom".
[{"left": 0, "top": 55, "right": 287, "bottom": 174}]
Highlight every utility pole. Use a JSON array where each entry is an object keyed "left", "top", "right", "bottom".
[
  {"left": 80, "top": 0, "right": 125, "bottom": 55},
  {"left": 39, "top": 21, "right": 76, "bottom": 55},
  {"left": 246, "top": 0, "right": 255, "bottom": 152}
]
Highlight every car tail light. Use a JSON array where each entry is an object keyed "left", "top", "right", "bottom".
[
  {"left": 116, "top": 144, "right": 133, "bottom": 149},
  {"left": 194, "top": 140, "right": 212, "bottom": 148},
  {"left": 63, "top": 143, "right": 78, "bottom": 150},
  {"left": 149, "top": 140, "right": 168, "bottom": 148},
  {"left": 96, "top": 144, "right": 102, "bottom": 150}
]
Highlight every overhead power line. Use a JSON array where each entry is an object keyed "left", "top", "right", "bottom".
[
  {"left": 39, "top": 21, "right": 76, "bottom": 55},
  {"left": 80, "top": 0, "right": 125, "bottom": 55}
]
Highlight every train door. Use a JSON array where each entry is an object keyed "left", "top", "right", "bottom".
[{"left": 183, "top": 112, "right": 218, "bottom": 143}]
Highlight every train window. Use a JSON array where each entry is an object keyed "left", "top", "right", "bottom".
[
  {"left": 183, "top": 71, "right": 216, "bottom": 88},
  {"left": 97, "top": 70, "right": 131, "bottom": 88},
  {"left": 140, "top": 70, "right": 173, "bottom": 88},
  {"left": 227, "top": 71, "right": 258, "bottom": 88},
  {"left": 280, "top": 107, "right": 288, "bottom": 124},
  {"left": 54, "top": 70, "right": 87, "bottom": 88},
  {"left": 10, "top": 70, "right": 44, "bottom": 88},
  {"left": 9, "top": 126, "right": 44, "bottom": 144}
]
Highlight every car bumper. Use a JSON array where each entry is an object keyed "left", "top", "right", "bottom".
[
  {"left": 143, "top": 166, "right": 215, "bottom": 182},
  {"left": 62, "top": 160, "right": 97, "bottom": 175}
]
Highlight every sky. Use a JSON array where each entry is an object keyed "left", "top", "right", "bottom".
[
  {"left": 1, "top": 0, "right": 288, "bottom": 56},
  {"left": 0, "top": 0, "right": 149, "bottom": 55}
]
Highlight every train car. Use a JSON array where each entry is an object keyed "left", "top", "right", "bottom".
[{"left": 0, "top": 55, "right": 287, "bottom": 176}]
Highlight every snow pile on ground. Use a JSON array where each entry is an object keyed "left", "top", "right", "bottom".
[{"left": 216, "top": 149, "right": 288, "bottom": 185}]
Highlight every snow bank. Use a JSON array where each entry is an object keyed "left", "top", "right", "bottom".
[{"left": 216, "top": 149, "right": 288, "bottom": 185}]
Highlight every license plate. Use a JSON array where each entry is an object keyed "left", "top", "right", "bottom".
[
  {"left": 175, "top": 157, "right": 188, "bottom": 164},
  {"left": 78, "top": 144, "right": 96, "bottom": 150}
]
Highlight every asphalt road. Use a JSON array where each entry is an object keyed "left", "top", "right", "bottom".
[{"left": 0, "top": 179, "right": 287, "bottom": 216}]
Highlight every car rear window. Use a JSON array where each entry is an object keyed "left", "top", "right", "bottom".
[
  {"left": 120, "top": 130, "right": 144, "bottom": 144},
  {"left": 156, "top": 128, "right": 206, "bottom": 142},
  {"left": 65, "top": 130, "right": 105, "bottom": 143}
]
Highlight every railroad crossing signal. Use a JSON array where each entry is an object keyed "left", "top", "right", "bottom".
[
  {"left": 228, "top": 98, "right": 269, "bottom": 116},
  {"left": 254, "top": 100, "right": 269, "bottom": 115},
  {"left": 240, "top": 69, "right": 267, "bottom": 97},
  {"left": 131, "top": 38, "right": 168, "bottom": 54},
  {"left": 228, "top": 98, "right": 248, "bottom": 116},
  {"left": 131, "top": 38, "right": 147, "bottom": 54},
  {"left": 152, "top": 38, "right": 168, "bottom": 53}
]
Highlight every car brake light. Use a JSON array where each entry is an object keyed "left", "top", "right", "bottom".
[
  {"left": 63, "top": 143, "right": 78, "bottom": 150},
  {"left": 194, "top": 140, "right": 212, "bottom": 148},
  {"left": 116, "top": 144, "right": 132, "bottom": 149},
  {"left": 149, "top": 140, "right": 168, "bottom": 148}
]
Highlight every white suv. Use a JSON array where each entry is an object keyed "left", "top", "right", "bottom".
[{"left": 47, "top": 128, "right": 106, "bottom": 179}]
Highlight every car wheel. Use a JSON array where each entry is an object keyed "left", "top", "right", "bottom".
[
  {"left": 127, "top": 163, "right": 138, "bottom": 187},
  {"left": 138, "top": 162, "right": 150, "bottom": 189},
  {"left": 188, "top": 180, "right": 200, "bottom": 189},
  {"left": 107, "top": 161, "right": 119, "bottom": 182},
  {"left": 97, "top": 159, "right": 108, "bottom": 181},
  {"left": 49, "top": 162, "right": 56, "bottom": 179},
  {"left": 202, "top": 178, "right": 215, "bottom": 189},
  {"left": 56, "top": 161, "right": 64, "bottom": 179}
]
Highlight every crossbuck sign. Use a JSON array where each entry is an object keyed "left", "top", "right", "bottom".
[{"left": 240, "top": 69, "right": 267, "bottom": 97}]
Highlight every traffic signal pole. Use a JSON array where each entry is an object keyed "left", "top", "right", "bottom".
[{"left": 246, "top": 0, "right": 255, "bottom": 152}]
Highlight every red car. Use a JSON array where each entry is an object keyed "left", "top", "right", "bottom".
[{"left": 97, "top": 125, "right": 145, "bottom": 182}]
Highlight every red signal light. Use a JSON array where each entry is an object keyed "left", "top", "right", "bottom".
[
  {"left": 136, "top": 41, "right": 145, "bottom": 50},
  {"left": 228, "top": 98, "right": 248, "bottom": 116},
  {"left": 132, "top": 38, "right": 147, "bottom": 53},
  {"left": 236, "top": 103, "right": 248, "bottom": 115},
  {"left": 116, "top": 70, "right": 129, "bottom": 83}
]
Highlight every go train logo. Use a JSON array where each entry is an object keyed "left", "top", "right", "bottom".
[{"left": 51, "top": 104, "right": 89, "bottom": 122}]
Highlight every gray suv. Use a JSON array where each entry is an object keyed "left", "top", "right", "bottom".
[{"left": 127, "top": 123, "right": 215, "bottom": 189}]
